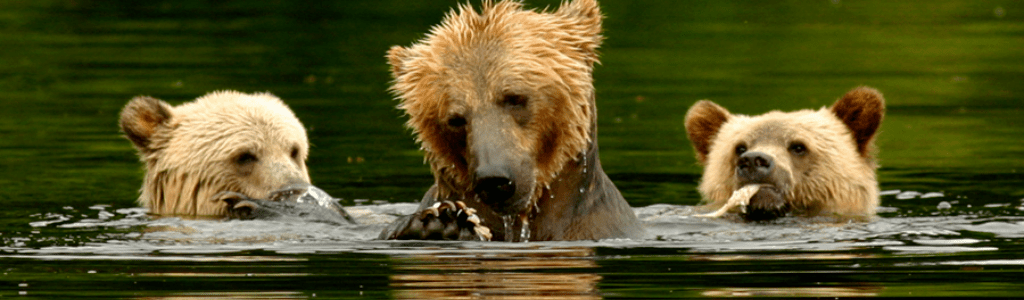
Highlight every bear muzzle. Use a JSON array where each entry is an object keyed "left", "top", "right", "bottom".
[
  {"left": 471, "top": 163, "right": 533, "bottom": 216},
  {"left": 219, "top": 183, "right": 356, "bottom": 225},
  {"left": 735, "top": 151, "right": 793, "bottom": 221}
]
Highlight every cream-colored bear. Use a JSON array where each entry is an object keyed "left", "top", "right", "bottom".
[
  {"left": 119, "top": 91, "right": 310, "bottom": 217},
  {"left": 685, "top": 87, "right": 885, "bottom": 221}
]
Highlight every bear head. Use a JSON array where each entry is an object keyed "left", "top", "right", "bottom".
[
  {"left": 685, "top": 87, "right": 885, "bottom": 221},
  {"left": 386, "top": 0, "right": 603, "bottom": 217},
  {"left": 119, "top": 91, "right": 311, "bottom": 217}
]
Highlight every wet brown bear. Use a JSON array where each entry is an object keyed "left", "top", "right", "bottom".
[
  {"left": 685, "top": 87, "right": 885, "bottom": 221},
  {"left": 380, "top": 0, "right": 644, "bottom": 241},
  {"left": 120, "top": 91, "right": 312, "bottom": 217}
]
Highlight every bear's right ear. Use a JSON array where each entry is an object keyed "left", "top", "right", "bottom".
[
  {"left": 556, "top": 0, "right": 603, "bottom": 65},
  {"left": 119, "top": 96, "right": 173, "bottom": 153},
  {"left": 387, "top": 45, "right": 412, "bottom": 79},
  {"left": 831, "top": 86, "right": 885, "bottom": 157},
  {"left": 685, "top": 100, "right": 731, "bottom": 165}
]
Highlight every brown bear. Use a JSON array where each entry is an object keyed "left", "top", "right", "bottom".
[
  {"left": 379, "top": 0, "right": 644, "bottom": 241},
  {"left": 685, "top": 87, "right": 885, "bottom": 221},
  {"left": 119, "top": 91, "right": 312, "bottom": 217}
]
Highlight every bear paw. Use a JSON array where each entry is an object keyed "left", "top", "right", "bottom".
[
  {"left": 380, "top": 200, "right": 492, "bottom": 241},
  {"left": 215, "top": 191, "right": 266, "bottom": 220},
  {"left": 215, "top": 189, "right": 356, "bottom": 226}
]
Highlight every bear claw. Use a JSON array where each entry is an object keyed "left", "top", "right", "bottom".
[{"left": 384, "top": 200, "right": 492, "bottom": 241}]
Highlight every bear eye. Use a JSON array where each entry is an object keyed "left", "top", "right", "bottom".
[
  {"left": 735, "top": 144, "right": 747, "bottom": 156},
  {"left": 789, "top": 142, "right": 808, "bottom": 156},
  {"left": 447, "top": 115, "right": 467, "bottom": 128},
  {"left": 502, "top": 94, "right": 528, "bottom": 108},
  {"left": 290, "top": 146, "right": 300, "bottom": 160},
  {"left": 502, "top": 93, "right": 532, "bottom": 126},
  {"left": 236, "top": 152, "right": 258, "bottom": 165}
]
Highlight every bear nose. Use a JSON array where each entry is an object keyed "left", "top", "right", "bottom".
[
  {"left": 737, "top": 151, "right": 774, "bottom": 183},
  {"left": 473, "top": 166, "right": 516, "bottom": 205}
]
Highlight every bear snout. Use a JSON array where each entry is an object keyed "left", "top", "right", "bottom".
[
  {"left": 268, "top": 183, "right": 314, "bottom": 202},
  {"left": 736, "top": 151, "right": 774, "bottom": 184},
  {"left": 474, "top": 177, "right": 516, "bottom": 204},
  {"left": 472, "top": 165, "right": 519, "bottom": 212}
]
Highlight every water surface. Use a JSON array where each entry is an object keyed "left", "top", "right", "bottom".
[{"left": 2, "top": 0, "right": 1023, "bottom": 298}]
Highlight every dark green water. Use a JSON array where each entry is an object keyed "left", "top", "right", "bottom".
[{"left": 2, "top": 0, "right": 1023, "bottom": 298}]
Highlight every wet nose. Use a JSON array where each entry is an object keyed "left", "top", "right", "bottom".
[
  {"left": 737, "top": 151, "right": 773, "bottom": 182},
  {"left": 473, "top": 166, "right": 516, "bottom": 205}
]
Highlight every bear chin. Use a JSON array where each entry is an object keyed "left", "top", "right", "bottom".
[{"left": 742, "top": 186, "right": 790, "bottom": 222}]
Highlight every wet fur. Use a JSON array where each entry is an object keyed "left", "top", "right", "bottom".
[
  {"left": 384, "top": 0, "right": 643, "bottom": 240},
  {"left": 684, "top": 87, "right": 885, "bottom": 220},
  {"left": 120, "top": 91, "right": 311, "bottom": 217}
]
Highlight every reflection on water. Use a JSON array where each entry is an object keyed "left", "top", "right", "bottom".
[
  {"left": 390, "top": 247, "right": 600, "bottom": 299},
  {"left": 4, "top": 194, "right": 1024, "bottom": 298},
  {"left": 701, "top": 287, "right": 880, "bottom": 298}
]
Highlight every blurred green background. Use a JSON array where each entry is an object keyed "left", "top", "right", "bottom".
[{"left": 0, "top": 0, "right": 1021, "bottom": 212}]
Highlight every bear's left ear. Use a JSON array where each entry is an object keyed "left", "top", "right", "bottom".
[
  {"left": 120, "top": 96, "right": 173, "bottom": 154},
  {"left": 685, "top": 100, "right": 731, "bottom": 165},
  {"left": 556, "top": 0, "right": 603, "bottom": 64},
  {"left": 831, "top": 86, "right": 885, "bottom": 157},
  {"left": 386, "top": 45, "right": 412, "bottom": 79}
]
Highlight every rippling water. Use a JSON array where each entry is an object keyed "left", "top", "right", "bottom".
[{"left": 2, "top": 0, "right": 1023, "bottom": 298}]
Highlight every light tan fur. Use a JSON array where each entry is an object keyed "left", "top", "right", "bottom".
[
  {"left": 389, "top": 0, "right": 601, "bottom": 211},
  {"left": 383, "top": 0, "right": 643, "bottom": 241},
  {"left": 685, "top": 87, "right": 885, "bottom": 219},
  {"left": 120, "top": 91, "right": 310, "bottom": 217}
]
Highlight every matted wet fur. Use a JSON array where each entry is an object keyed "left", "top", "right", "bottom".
[
  {"left": 120, "top": 91, "right": 311, "bottom": 217},
  {"left": 381, "top": 0, "right": 643, "bottom": 241},
  {"left": 685, "top": 86, "right": 885, "bottom": 221}
]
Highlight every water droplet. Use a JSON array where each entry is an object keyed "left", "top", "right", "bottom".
[
  {"left": 502, "top": 215, "right": 515, "bottom": 242},
  {"left": 520, "top": 217, "right": 530, "bottom": 242},
  {"left": 579, "top": 187, "right": 585, "bottom": 193}
]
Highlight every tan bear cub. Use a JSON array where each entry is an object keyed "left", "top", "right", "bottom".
[
  {"left": 685, "top": 87, "right": 885, "bottom": 221},
  {"left": 120, "top": 91, "right": 311, "bottom": 217},
  {"left": 381, "top": 0, "right": 644, "bottom": 241}
]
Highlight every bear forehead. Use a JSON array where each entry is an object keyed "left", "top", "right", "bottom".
[
  {"left": 409, "top": 7, "right": 579, "bottom": 86},
  {"left": 717, "top": 109, "right": 849, "bottom": 147},
  {"left": 424, "top": 2, "right": 551, "bottom": 54},
  {"left": 170, "top": 92, "right": 307, "bottom": 146}
]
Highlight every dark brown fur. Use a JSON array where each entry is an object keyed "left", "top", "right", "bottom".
[{"left": 380, "top": 0, "right": 644, "bottom": 241}]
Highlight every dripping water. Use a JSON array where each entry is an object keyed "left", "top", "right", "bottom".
[
  {"left": 502, "top": 215, "right": 515, "bottom": 242},
  {"left": 519, "top": 217, "right": 530, "bottom": 242}
]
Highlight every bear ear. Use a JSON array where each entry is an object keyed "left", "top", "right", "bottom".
[
  {"left": 387, "top": 45, "right": 412, "bottom": 79},
  {"left": 831, "top": 86, "right": 885, "bottom": 157},
  {"left": 119, "top": 96, "right": 173, "bottom": 153},
  {"left": 556, "top": 0, "right": 603, "bottom": 63},
  {"left": 685, "top": 100, "right": 731, "bottom": 165}
]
